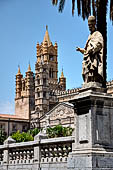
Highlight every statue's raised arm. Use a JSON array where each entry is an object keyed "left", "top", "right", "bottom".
[
  {"left": 76, "top": 16, "right": 104, "bottom": 85},
  {"left": 76, "top": 47, "right": 86, "bottom": 54}
]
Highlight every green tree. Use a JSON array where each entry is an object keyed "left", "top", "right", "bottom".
[{"left": 52, "top": 0, "right": 113, "bottom": 87}]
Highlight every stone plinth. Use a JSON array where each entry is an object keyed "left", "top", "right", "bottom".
[{"left": 67, "top": 87, "right": 113, "bottom": 169}]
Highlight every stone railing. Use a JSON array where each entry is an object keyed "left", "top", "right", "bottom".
[
  {"left": 0, "top": 147, "right": 4, "bottom": 164},
  {"left": 8, "top": 146, "right": 34, "bottom": 164},
  {"left": 40, "top": 137, "right": 73, "bottom": 163},
  {"left": 0, "top": 135, "right": 74, "bottom": 166}
]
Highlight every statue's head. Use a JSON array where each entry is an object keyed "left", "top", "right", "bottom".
[{"left": 88, "top": 16, "right": 96, "bottom": 33}]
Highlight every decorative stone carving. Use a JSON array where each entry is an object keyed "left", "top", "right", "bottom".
[
  {"left": 76, "top": 16, "right": 104, "bottom": 85},
  {"left": 40, "top": 102, "right": 74, "bottom": 128}
]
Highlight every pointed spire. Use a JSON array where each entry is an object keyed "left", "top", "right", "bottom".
[
  {"left": 43, "top": 25, "right": 51, "bottom": 46},
  {"left": 27, "top": 63, "right": 31, "bottom": 72},
  {"left": 17, "top": 65, "right": 21, "bottom": 75},
  {"left": 61, "top": 68, "right": 64, "bottom": 78}
]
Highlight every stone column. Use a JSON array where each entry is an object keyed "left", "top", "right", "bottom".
[
  {"left": 3, "top": 136, "right": 16, "bottom": 164},
  {"left": 67, "top": 87, "right": 113, "bottom": 170},
  {"left": 34, "top": 132, "right": 47, "bottom": 162}
]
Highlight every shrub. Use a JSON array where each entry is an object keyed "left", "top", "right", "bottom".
[
  {"left": 12, "top": 130, "right": 33, "bottom": 142},
  {"left": 47, "top": 125, "right": 73, "bottom": 138},
  {"left": 28, "top": 128, "right": 40, "bottom": 137},
  {"left": 11, "top": 125, "right": 73, "bottom": 142}
]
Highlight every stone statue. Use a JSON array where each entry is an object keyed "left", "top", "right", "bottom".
[{"left": 76, "top": 16, "right": 104, "bottom": 84}]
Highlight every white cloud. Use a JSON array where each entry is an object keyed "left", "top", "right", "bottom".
[{"left": 0, "top": 101, "right": 14, "bottom": 115}]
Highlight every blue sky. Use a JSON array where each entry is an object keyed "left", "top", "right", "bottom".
[{"left": 0, "top": 0, "right": 113, "bottom": 114}]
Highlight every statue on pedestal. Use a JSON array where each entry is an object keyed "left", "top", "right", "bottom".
[{"left": 76, "top": 16, "right": 104, "bottom": 85}]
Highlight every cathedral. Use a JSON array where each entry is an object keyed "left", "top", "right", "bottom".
[{"left": 0, "top": 27, "right": 113, "bottom": 136}]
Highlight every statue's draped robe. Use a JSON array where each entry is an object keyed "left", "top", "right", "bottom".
[{"left": 82, "top": 31, "right": 104, "bottom": 83}]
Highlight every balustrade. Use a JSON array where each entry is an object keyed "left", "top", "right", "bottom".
[
  {"left": 41, "top": 143, "right": 72, "bottom": 159},
  {"left": 0, "top": 136, "right": 74, "bottom": 165},
  {"left": 9, "top": 147, "right": 34, "bottom": 164},
  {"left": 40, "top": 138, "right": 73, "bottom": 163},
  {"left": 0, "top": 150, "right": 3, "bottom": 164}
]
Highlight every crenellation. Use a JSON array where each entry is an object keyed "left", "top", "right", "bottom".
[{"left": 107, "top": 80, "right": 113, "bottom": 95}]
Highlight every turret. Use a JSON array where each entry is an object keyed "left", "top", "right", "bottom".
[
  {"left": 59, "top": 68, "right": 66, "bottom": 91},
  {"left": 26, "top": 64, "right": 34, "bottom": 96},
  {"left": 15, "top": 64, "right": 35, "bottom": 120},
  {"left": 16, "top": 66, "right": 23, "bottom": 98},
  {"left": 54, "top": 42, "right": 58, "bottom": 56},
  {"left": 36, "top": 42, "right": 41, "bottom": 63}
]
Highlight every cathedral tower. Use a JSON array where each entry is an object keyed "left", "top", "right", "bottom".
[{"left": 35, "top": 26, "right": 58, "bottom": 117}]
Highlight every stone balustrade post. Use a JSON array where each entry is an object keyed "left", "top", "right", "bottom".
[
  {"left": 34, "top": 131, "right": 47, "bottom": 162},
  {"left": 3, "top": 136, "right": 16, "bottom": 164}
]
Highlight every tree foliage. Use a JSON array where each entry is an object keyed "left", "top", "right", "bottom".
[
  {"left": 11, "top": 126, "right": 73, "bottom": 142},
  {"left": 47, "top": 125, "right": 73, "bottom": 138},
  {"left": 28, "top": 128, "right": 40, "bottom": 137},
  {"left": 11, "top": 130, "right": 33, "bottom": 143},
  {"left": 0, "top": 129, "right": 7, "bottom": 145},
  {"left": 52, "top": 0, "right": 113, "bottom": 22}
]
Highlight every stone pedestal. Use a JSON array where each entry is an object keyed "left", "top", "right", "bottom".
[{"left": 67, "top": 87, "right": 113, "bottom": 169}]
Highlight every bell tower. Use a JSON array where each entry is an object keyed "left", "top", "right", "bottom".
[
  {"left": 35, "top": 26, "right": 59, "bottom": 117},
  {"left": 36, "top": 26, "right": 58, "bottom": 88}
]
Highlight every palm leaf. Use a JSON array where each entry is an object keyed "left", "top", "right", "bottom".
[
  {"left": 52, "top": 0, "right": 58, "bottom": 5},
  {"left": 77, "top": 0, "right": 81, "bottom": 16},
  {"left": 72, "top": 0, "right": 75, "bottom": 16},
  {"left": 110, "top": 0, "right": 113, "bottom": 22},
  {"left": 82, "top": 0, "right": 85, "bottom": 20},
  {"left": 59, "top": 0, "right": 66, "bottom": 12},
  {"left": 92, "top": 0, "right": 96, "bottom": 18}
]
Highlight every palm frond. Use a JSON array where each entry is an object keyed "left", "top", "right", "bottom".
[
  {"left": 87, "top": 0, "right": 91, "bottom": 17},
  {"left": 59, "top": 0, "right": 66, "bottom": 12},
  {"left": 72, "top": 0, "right": 75, "bottom": 16},
  {"left": 80, "top": 0, "right": 91, "bottom": 20},
  {"left": 82, "top": 0, "right": 85, "bottom": 20},
  {"left": 110, "top": 0, "right": 113, "bottom": 22},
  {"left": 77, "top": 0, "right": 81, "bottom": 16},
  {"left": 92, "top": 0, "right": 96, "bottom": 17},
  {"left": 52, "top": 0, "right": 58, "bottom": 5}
]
